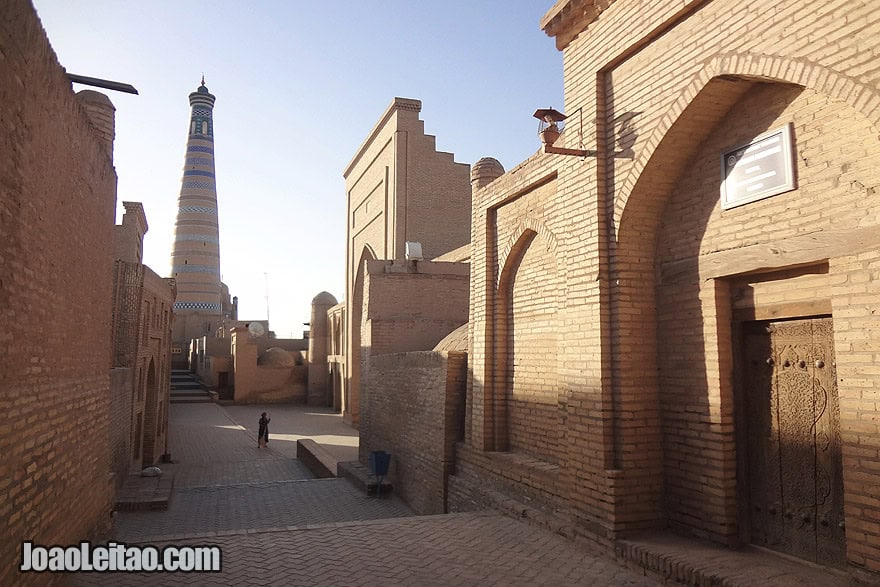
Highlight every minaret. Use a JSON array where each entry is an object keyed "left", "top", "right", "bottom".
[{"left": 170, "top": 78, "right": 222, "bottom": 348}]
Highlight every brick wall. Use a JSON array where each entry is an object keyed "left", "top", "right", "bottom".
[
  {"left": 139, "top": 269, "right": 174, "bottom": 467},
  {"left": 465, "top": 155, "right": 563, "bottom": 452},
  {"left": 109, "top": 368, "right": 133, "bottom": 487},
  {"left": 113, "top": 202, "right": 146, "bottom": 264},
  {"left": 360, "top": 351, "right": 466, "bottom": 514},
  {"left": 362, "top": 259, "right": 469, "bottom": 356},
  {"left": 0, "top": 0, "right": 118, "bottom": 582},
  {"left": 230, "top": 329, "right": 308, "bottom": 403},
  {"left": 650, "top": 82, "right": 880, "bottom": 546},
  {"left": 499, "top": 224, "right": 561, "bottom": 463},
  {"left": 326, "top": 303, "right": 346, "bottom": 411},
  {"left": 344, "top": 98, "right": 471, "bottom": 264},
  {"left": 830, "top": 253, "right": 880, "bottom": 581},
  {"left": 403, "top": 121, "right": 472, "bottom": 261},
  {"left": 111, "top": 262, "right": 145, "bottom": 369},
  {"left": 448, "top": 444, "right": 570, "bottom": 533},
  {"left": 110, "top": 260, "right": 174, "bottom": 471},
  {"left": 459, "top": 0, "right": 880, "bottom": 580}
]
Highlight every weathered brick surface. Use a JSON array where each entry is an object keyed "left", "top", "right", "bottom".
[
  {"left": 448, "top": 444, "right": 569, "bottom": 527},
  {"left": 110, "top": 255, "right": 174, "bottom": 477},
  {"left": 454, "top": 0, "right": 880, "bottom": 582},
  {"left": 137, "top": 269, "right": 174, "bottom": 467},
  {"left": 109, "top": 367, "right": 134, "bottom": 488},
  {"left": 360, "top": 351, "right": 466, "bottom": 514},
  {"left": 0, "top": 0, "right": 118, "bottom": 582},
  {"left": 362, "top": 259, "right": 469, "bottom": 356}
]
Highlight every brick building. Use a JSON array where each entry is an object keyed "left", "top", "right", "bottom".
[
  {"left": 110, "top": 202, "right": 176, "bottom": 477},
  {"left": 0, "top": 0, "right": 121, "bottom": 581},
  {"left": 353, "top": 160, "right": 502, "bottom": 513},
  {"left": 341, "top": 97, "right": 472, "bottom": 425},
  {"left": 441, "top": 0, "right": 880, "bottom": 583}
]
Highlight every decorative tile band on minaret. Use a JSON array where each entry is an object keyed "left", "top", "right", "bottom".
[{"left": 170, "top": 79, "right": 222, "bottom": 325}]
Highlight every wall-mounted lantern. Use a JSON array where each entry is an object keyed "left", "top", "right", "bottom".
[{"left": 533, "top": 107, "right": 593, "bottom": 158}]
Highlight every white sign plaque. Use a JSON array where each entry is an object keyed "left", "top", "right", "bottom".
[{"left": 721, "top": 123, "right": 796, "bottom": 209}]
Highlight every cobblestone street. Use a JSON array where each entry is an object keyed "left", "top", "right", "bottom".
[{"left": 72, "top": 402, "right": 657, "bottom": 586}]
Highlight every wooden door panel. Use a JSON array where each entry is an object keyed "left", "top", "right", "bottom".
[
  {"left": 772, "top": 321, "right": 818, "bottom": 562},
  {"left": 811, "top": 318, "right": 846, "bottom": 567},
  {"left": 742, "top": 317, "right": 845, "bottom": 568},
  {"left": 744, "top": 326, "right": 783, "bottom": 548}
]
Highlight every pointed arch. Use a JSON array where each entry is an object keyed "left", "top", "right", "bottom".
[
  {"left": 346, "top": 244, "right": 377, "bottom": 425},
  {"left": 497, "top": 218, "right": 558, "bottom": 290},
  {"left": 615, "top": 53, "right": 880, "bottom": 232},
  {"left": 490, "top": 224, "right": 563, "bottom": 460},
  {"left": 605, "top": 51, "right": 880, "bottom": 544}
]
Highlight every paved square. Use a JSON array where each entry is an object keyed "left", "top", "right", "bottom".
[{"left": 71, "top": 402, "right": 658, "bottom": 586}]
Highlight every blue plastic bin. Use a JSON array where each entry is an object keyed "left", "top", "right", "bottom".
[{"left": 370, "top": 450, "right": 391, "bottom": 477}]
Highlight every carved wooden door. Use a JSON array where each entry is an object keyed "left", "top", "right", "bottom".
[{"left": 743, "top": 317, "right": 845, "bottom": 567}]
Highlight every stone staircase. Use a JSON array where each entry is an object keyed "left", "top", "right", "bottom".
[{"left": 170, "top": 370, "right": 213, "bottom": 404}]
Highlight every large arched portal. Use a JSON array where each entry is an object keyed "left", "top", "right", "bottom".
[{"left": 613, "top": 65, "right": 880, "bottom": 569}]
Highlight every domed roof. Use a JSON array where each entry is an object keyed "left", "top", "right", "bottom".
[
  {"left": 433, "top": 323, "right": 468, "bottom": 352},
  {"left": 257, "top": 347, "right": 296, "bottom": 368},
  {"left": 197, "top": 84, "right": 209, "bottom": 94},
  {"left": 470, "top": 157, "right": 505, "bottom": 188},
  {"left": 312, "top": 291, "right": 338, "bottom": 305},
  {"left": 472, "top": 157, "right": 504, "bottom": 174},
  {"left": 75, "top": 89, "right": 115, "bottom": 109}
]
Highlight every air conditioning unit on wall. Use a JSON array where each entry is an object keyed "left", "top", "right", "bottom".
[{"left": 405, "top": 241, "right": 423, "bottom": 261}]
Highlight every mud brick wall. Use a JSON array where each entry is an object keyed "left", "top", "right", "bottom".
[
  {"left": 0, "top": 0, "right": 117, "bottom": 582},
  {"left": 359, "top": 351, "right": 466, "bottom": 515},
  {"left": 109, "top": 368, "right": 134, "bottom": 488},
  {"left": 138, "top": 268, "right": 174, "bottom": 468}
]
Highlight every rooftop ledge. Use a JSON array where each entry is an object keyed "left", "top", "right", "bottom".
[
  {"left": 343, "top": 97, "right": 421, "bottom": 178},
  {"left": 540, "top": 0, "right": 618, "bottom": 50}
]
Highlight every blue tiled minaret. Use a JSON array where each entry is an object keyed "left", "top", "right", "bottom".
[{"left": 170, "top": 78, "right": 222, "bottom": 344}]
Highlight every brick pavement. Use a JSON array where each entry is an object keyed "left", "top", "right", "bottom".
[
  {"left": 75, "top": 513, "right": 657, "bottom": 586},
  {"left": 114, "top": 478, "right": 414, "bottom": 542},
  {"left": 222, "top": 403, "right": 360, "bottom": 463},
  {"left": 65, "top": 401, "right": 658, "bottom": 586},
  {"left": 160, "top": 403, "right": 321, "bottom": 487},
  {"left": 112, "top": 403, "right": 411, "bottom": 541},
  {"left": 164, "top": 402, "right": 279, "bottom": 470}
]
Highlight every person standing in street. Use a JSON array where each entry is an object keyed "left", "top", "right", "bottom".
[{"left": 258, "top": 412, "right": 270, "bottom": 448}]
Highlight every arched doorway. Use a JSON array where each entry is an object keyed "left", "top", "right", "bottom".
[{"left": 613, "top": 65, "right": 878, "bottom": 567}]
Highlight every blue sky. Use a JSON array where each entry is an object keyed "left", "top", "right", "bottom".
[{"left": 34, "top": 1, "right": 563, "bottom": 337}]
